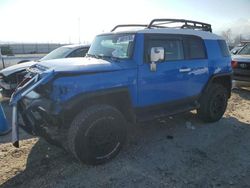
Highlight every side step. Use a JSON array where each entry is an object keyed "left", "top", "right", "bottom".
[{"left": 135, "top": 102, "right": 199, "bottom": 122}]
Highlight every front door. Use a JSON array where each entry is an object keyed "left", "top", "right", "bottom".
[{"left": 137, "top": 34, "right": 209, "bottom": 107}]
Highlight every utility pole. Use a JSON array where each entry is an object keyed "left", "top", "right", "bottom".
[
  {"left": 0, "top": 48, "right": 5, "bottom": 69},
  {"left": 78, "top": 17, "right": 81, "bottom": 44}
]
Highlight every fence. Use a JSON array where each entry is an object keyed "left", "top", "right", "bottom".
[{"left": 0, "top": 43, "right": 69, "bottom": 54}]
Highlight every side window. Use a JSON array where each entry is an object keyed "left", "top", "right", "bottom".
[
  {"left": 238, "top": 44, "right": 250, "bottom": 55},
  {"left": 67, "top": 48, "right": 88, "bottom": 58},
  {"left": 218, "top": 40, "right": 230, "bottom": 57},
  {"left": 184, "top": 37, "right": 206, "bottom": 59},
  {"left": 82, "top": 48, "right": 89, "bottom": 56},
  {"left": 145, "top": 38, "right": 184, "bottom": 62}
]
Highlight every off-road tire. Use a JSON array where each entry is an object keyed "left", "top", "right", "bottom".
[
  {"left": 67, "top": 105, "right": 127, "bottom": 165},
  {"left": 197, "top": 83, "right": 228, "bottom": 122}
]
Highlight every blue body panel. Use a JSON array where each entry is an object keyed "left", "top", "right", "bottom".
[
  {"left": 51, "top": 69, "right": 137, "bottom": 106},
  {"left": 205, "top": 40, "right": 232, "bottom": 75},
  {"left": 48, "top": 35, "right": 232, "bottom": 111},
  {"left": 137, "top": 58, "right": 209, "bottom": 107}
]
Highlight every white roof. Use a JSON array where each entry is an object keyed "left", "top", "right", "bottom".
[{"left": 139, "top": 28, "right": 223, "bottom": 40}]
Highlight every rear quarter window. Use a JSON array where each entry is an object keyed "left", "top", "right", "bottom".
[{"left": 218, "top": 40, "right": 230, "bottom": 57}]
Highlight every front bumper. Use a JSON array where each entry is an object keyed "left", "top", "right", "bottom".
[
  {"left": 18, "top": 92, "right": 63, "bottom": 146},
  {"left": 9, "top": 69, "right": 55, "bottom": 147},
  {"left": 0, "top": 79, "right": 16, "bottom": 98},
  {"left": 0, "top": 79, "right": 14, "bottom": 90}
]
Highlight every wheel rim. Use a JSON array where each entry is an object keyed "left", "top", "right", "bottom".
[
  {"left": 211, "top": 94, "right": 225, "bottom": 116},
  {"left": 87, "top": 117, "right": 121, "bottom": 159}
]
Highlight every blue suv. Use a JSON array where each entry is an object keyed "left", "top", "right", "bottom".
[{"left": 9, "top": 19, "right": 232, "bottom": 165}]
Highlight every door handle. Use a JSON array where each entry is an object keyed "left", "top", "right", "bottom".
[{"left": 179, "top": 68, "right": 191, "bottom": 73}]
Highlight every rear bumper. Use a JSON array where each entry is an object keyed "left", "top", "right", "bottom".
[
  {"left": 233, "top": 68, "right": 250, "bottom": 82},
  {"left": 232, "top": 80, "right": 250, "bottom": 88}
]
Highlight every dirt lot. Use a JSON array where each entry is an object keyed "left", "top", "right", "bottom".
[{"left": 1, "top": 88, "right": 250, "bottom": 188}]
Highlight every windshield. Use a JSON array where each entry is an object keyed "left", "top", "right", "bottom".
[
  {"left": 238, "top": 44, "right": 250, "bottom": 55},
  {"left": 40, "top": 47, "right": 71, "bottom": 61},
  {"left": 88, "top": 34, "right": 135, "bottom": 59}
]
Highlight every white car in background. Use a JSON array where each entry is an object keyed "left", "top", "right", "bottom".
[
  {"left": 0, "top": 44, "right": 90, "bottom": 97},
  {"left": 232, "top": 42, "right": 250, "bottom": 87}
]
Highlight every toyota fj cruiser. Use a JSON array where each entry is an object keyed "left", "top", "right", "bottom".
[{"left": 9, "top": 19, "right": 232, "bottom": 165}]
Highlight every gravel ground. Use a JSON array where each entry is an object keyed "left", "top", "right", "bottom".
[{"left": 1, "top": 88, "right": 250, "bottom": 188}]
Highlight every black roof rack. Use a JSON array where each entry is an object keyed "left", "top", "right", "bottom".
[
  {"left": 111, "top": 24, "right": 148, "bottom": 32},
  {"left": 147, "top": 19, "right": 212, "bottom": 32},
  {"left": 111, "top": 24, "right": 167, "bottom": 32},
  {"left": 111, "top": 18, "right": 212, "bottom": 33}
]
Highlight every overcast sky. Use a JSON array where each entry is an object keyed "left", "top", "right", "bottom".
[{"left": 0, "top": 0, "right": 249, "bottom": 43}]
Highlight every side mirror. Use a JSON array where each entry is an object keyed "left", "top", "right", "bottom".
[
  {"left": 150, "top": 47, "right": 164, "bottom": 72},
  {"left": 150, "top": 47, "right": 164, "bottom": 62},
  {"left": 231, "top": 49, "right": 238, "bottom": 55}
]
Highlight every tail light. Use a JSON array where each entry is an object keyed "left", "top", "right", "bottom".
[{"left": 231, "top": 60, "right": 238, "bottom": 68}]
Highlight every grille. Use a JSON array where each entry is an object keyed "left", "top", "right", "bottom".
[
  {"left": 27, "top": 64, "right": 49, "bottom": 74},
  {"left": 237, "top": 62, "right": 250, "bottom": 70}
]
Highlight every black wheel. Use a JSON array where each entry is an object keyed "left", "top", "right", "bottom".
[
  {"left": 197, "top": 83, "right": 228, "bottom": 122},
  {"left": 68, "top": 105, "right": 127, "bottom": 165}
]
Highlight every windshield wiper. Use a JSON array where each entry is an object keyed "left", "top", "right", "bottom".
[
  {"left": 97, "top": 54, "right": 122, "bottom": 62},
  {"left": 87, "top": 53, "right": 122, "bottom": 62},
  {"left": 110, "top": 56, "right": 122, "bottom": 62},
  {"left": 86, "top": 53, "right": 100, "bottom": 59}
]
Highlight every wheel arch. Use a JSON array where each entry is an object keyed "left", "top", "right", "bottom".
[
  {"left": 203, "top": 73, "right": 232, "bottom": 98},
  {"left": 60, "top": 88, "right": 136, "bottom": 127}
]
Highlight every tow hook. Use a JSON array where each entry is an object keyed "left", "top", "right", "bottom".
[{"left": 12, "top": 105, "right": 19, "bottom": 147}]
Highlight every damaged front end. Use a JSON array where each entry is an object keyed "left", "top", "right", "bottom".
[
  {"left": 10, "top": 66, "right": 55, "bottom": 147},
  {"left": 0, "top": 71, "right": 28, "bottom": 98}
]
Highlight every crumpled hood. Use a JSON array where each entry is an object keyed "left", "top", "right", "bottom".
[
  {"left": 0, "top": 61, "right": 36, "bottom": 76},
  {"left": 35, "top": 57, "right": 124, "bottom": 73},
  {"left": 232, "top": 55, "right": 250, "bottom": 62}
]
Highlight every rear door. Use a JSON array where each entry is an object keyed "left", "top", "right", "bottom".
[{"left": 137, "top": 34, "right": 209, "bottom": 107}]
